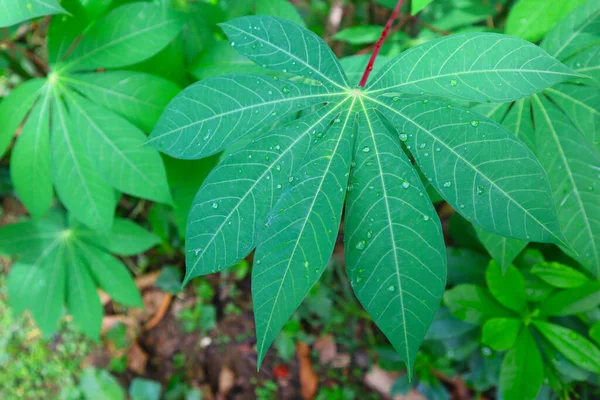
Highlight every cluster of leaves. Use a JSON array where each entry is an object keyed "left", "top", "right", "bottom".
[
  {"left": 445, "top": 254, "right": 600, "bottom": 399},
  {"left": 0, "top": 211, "right": 158, "bottom": 338},
  {"left": 0, "top": 1, "right": 181, "bottom": 231},
  {"left": 150, "top": 6, "right": 583, "bottom": 376},
  {"left": 475, "top": 0, "right": 600, "bottom": 278}
]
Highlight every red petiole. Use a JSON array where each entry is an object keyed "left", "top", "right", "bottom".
[{"left": 358, "top": 0, "right": 406, "bottom": 87}]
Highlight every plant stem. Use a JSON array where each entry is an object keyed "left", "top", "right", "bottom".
[{"left": 358, "top": 0, "right": 405, "bottom": 87}]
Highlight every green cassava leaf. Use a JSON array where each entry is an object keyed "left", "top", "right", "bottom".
[
  {"left": 540, "top": 0, "right": 600, "bottom": 63},
  {"left": 76, "top": 241, "right": 143, "bottom": 307},
  {"left": 374, "top": 96, "right": 565, "bottom": 245},
  {"left": 539, "top": 281, "right": 600, "bottom": 316},
  {"left": 46, "top": 0, "right": 89, "bottom": 66},
  {"left": 531, "top": 95, "right": 600, "bottom": 276},
  {"left": 506, "top": 0, "right": 587, "bottom": 42},
  {"left": 482, "top": 318, "right": 522, "bottom": 351},
  {"left": 486, "top": 262, "right": 527, "bottom": 313},
  {"left": 219, "top": 16, "right": 350, "bottom": 89},
  {"left": 148, "top": 75, "right": 332, "bottom": 159},
  {"left": 150, "top": 15, "right": 571, "bottom": 371},
  {"left": 2, "top": 212, "right": 146, "bottom": 340},
  {"left": 367, "top": 33, "right": 579, "bottom": 102},
  {"left": 62, "top": 71, "right": 180, "bottom": 133},
  {"left": 344, "top": 107, "right": 446, "bottom": 375},
  {"left": 10, "top": 86, "right": 53, "bottom": 217},
  {"left": 253, "top": 100, "right": 356, "bottom": 367},
  {"left": 499, "top": 327, "right": 544, "bottom": 400},
  {"left": 50, "top": 89, "right": 116, "bottom": 231},
  {"left": 184, "top": 105, "right": 342, "bottom": 281},
  {"left": 65, "top": 241, "right": 103, "bottom": 340},
  {"left": 59, "top": 2, "right": 185, "bottom": 72},
  {"left": 530, "top": 261, "right": 589, "bottom": 288},
  {"left": 91, "top": 218, "right": 161, "bottom": 256},
  {"left": 0, "top": 78, "right": 46, "bottom": 158},
  {"left": 475, "top": 227, "right": 527, "bottom": 273},
  {"left": 62, "top": 91, "right": 171, "bottom": 204},
  {"left": 545, "top": 84, "right": 600, "bottom": 152},
  {"left": 534, "top": 321, "right": 600, "bottom": 373},
  {"left": 0, "top": 0, "right": 66, "bottom": 28}
]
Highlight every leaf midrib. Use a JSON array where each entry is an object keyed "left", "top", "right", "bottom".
[
  {"left": 147, "top": 91, "right": 338, "bottom": 144},
  {"left": 358, "top": 98, "right": 411, "bottom": 375}
]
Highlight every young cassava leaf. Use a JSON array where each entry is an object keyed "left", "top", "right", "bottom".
[
  {"left": 150, "top": 15, "right": 572, "bottom": 372},
  {"left": 1, "top": 212, "right": 154, "bottom": 339}
]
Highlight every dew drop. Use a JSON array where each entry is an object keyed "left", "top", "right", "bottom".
[
  {"left": 476, "top": 185, "right": 486, "bottom": 195},
  {"left": 282, "top": 87, "right": 290, "bottom": 94},
  {"left": 211, "top": 202, "right": 219, "bottom": 209},
  {"left": 482, "top": 347, "right": 492, "bottom": 356},
  {"left": 443, "top": 181, "right": 452, "bottom": 188},
  {"left": 399, "top": 133, "right": 408, "bottom": 142},
  {"left": 355, "top": 239, "right": 367, "bottom": 250},
  {"left": 423, "top": 215, "right": 430, "bottom": 221},
  {"left": 402, "top": 181, "right": 410, "bottom": 189},
  {"left": 230, "top": 41, "right": 235, "bottom": 46},
  {"left": 393, "top": 96, "right": 401, "bottom": 102},
  {"left": 387, "top": 285, "right": 396, "bottom": 292},
  {"left": 419, "top": 143, "right": 426, "bottom": 149},
  {"left": 422, "top": 99, "right": 429, "bottom": 104},
  {"left": 450, "top": 79, "right": 457, "bottom": 87},
  {"left": 362, "top": 146, "right": 371, "bottom": 153},
  {"left": 276, "top": 184, "right": 282, "bottom": 189},
  {"left": 470, "top": 120, "right": 479, "bottom": 127},
  {"left": 304, "top": 261, "right": 309, "bottom": 268},
  {"left": 288, "top": 176, "right": 294, "bottom": 182},
  {"left": 367, "top": 230, "right": 373, "bottom": 239}
]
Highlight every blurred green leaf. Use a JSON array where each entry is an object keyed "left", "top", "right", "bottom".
[
  {"left": 499, "top": 328, "right": 543, "bottom": 400},
  {"left": 531, "top": 261, "right": 589, "bottom": 288},
  {"left": 486, "top": 262, "right": 527, "bottom": 313},
  {"left": 482, "top": 318, "right": 522, "bottom": 351},
  {"left": 79, "top": 368, "right": 125, "bottom": 400},
  {"left": 334, "top": 26, "right": 385, "bottom": 45},
  {"left": 506, "top": 0, "right": 587, "bottom": 42},
  {"left": 445, "top": 284, "right": 515, "bottom": 325},
  {"left": 534, "top": 321, "right": 600, "bottom": 373},
  {"left": 539, "top": 281, "right": 600, "bottom": 316}
]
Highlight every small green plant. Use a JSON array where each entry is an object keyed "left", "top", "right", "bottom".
[{"left": 445, "top": 253, "right": 600, "bottom": 399}]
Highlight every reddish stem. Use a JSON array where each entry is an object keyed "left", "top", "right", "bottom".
[{"left": 358, "top": 0, "right": 406, "bottom": 87}]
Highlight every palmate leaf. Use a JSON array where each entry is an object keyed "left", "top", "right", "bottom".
[
  {"left": 1, "top": 212, "right": 155, "bottom": 339},
  {"left": 7, "top": 2, "right": 179, "bottom": 229},
  {"left": 151, "top": 16, "right": 572, "bottom": 371}
]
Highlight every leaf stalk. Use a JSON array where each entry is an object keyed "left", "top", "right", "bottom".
[{"left": 357, "top": 0, "right": 406, "bottom": 87}]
